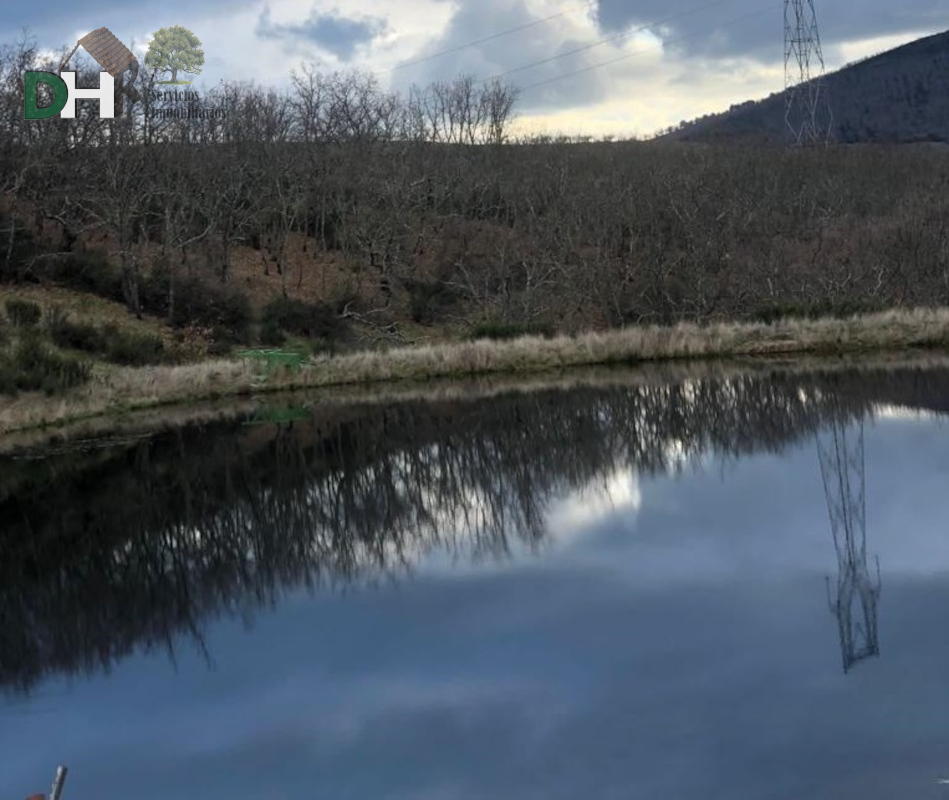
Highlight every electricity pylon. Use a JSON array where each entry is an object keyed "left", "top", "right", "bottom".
[
  {"left": 784, "top": 0, "right": 833, "bottom": 145},
  {"left": 816, "top": 417, "right": 882, "bottom": 674}
]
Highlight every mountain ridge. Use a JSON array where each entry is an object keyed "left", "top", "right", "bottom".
[{"left": 663, "top": 29, "right": 949, "bottom": 143}]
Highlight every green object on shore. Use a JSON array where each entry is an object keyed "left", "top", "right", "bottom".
[{"left": 237, "top": 349, "right": 307, "bottom": 375}]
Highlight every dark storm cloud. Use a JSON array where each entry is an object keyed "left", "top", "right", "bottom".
[
  {"left": 593, "top": 0, "right": 947, "bottom": 60},
  {"left": 254, "top": 5, "right": 386, "bottom": 60}
]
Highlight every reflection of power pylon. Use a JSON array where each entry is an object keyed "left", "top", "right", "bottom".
[{"left": 816, "top": 418, "right": 882, "bottom": 674}]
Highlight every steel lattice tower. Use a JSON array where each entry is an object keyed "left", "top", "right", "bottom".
[
  {"left": 817, "top": 418, "right": 882, "bottom": 674},
  {"left": 784, "top": 0, "right": 833, "bottom": 145}
]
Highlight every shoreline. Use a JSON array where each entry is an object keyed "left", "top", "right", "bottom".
[{"left": 3, "top": 308, "right": 949, "bottom": 439}]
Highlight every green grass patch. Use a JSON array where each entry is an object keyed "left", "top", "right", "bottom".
[{"left": 237, "top": 348, "right": 308, "bottom": 375}]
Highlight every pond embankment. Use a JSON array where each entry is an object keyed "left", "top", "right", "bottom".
[{"left": 3, "top": 307, "right": 949, "bottom": 438}]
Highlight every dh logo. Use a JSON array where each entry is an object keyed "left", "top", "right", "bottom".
[{"left": 23, "top": 27, "right": 142, "bottom": 119}]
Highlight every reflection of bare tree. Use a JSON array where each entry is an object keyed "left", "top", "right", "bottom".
[
  {"left": 0, "top": 369, "right": 906, "bottom": 694},
  {"left": 817, "top": 417, "right": 882, "bottom": 674}
]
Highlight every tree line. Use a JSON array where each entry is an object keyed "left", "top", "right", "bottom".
[{"left": 3, "top": 36, "right": 949, "bottom": 344}]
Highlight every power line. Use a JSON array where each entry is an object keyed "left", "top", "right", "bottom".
[
  {"left": 476, "top": 0, "right": 733, "bottom": 85},
  {"left": 386, "top": 0, "right": 598, "bottom": 74},
  {"left": 515, "top": 6, "right": 772, "bottom": 94}
]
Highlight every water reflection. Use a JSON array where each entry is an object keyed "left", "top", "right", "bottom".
[
  {"left": 0, "top": 366, "right": 946, "bottom": 697},
  {"left": 817, "top": 417, "right": 882, "bottom": 673}
]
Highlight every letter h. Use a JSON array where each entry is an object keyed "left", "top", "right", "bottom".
[{"left": 60, "top": 72, "right": 115, "bottom": 118}]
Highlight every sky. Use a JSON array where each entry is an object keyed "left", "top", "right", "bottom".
[
  {"left": 1, "top": 0, "right": 945, "bottom": 137},
  {"left": 5, "top": 409, "right": 949, "bottom": 798}
]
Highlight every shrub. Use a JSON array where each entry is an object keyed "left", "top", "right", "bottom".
[
  {"left": 45, "top": 249, "right": 123, "bottom": 301},
  {"left": 47, "top": 308, "right": 166, "bottom": 365},
  {"left": 0, "top": 361, "right": 16, "bottom": 395},
  {"left": 0, "top": 213, "right": 41, "bottom": 282},
  {"left": 752, "top": 297, "right": 890, "bottom": 324},
  {"left": 49, "top": 317, "right": 106, "bottom": 353},
  {"left": 45, "top": 304, "right": 69, "bottom": 333},
  {"left": 405, "top": 278, "right": 459, "bottom": 324},
  {"left": 206, "top": 325, "right": 235, "bottom": 357},
  {"left": 466, "top": 320, "right": 556, "bottom": 340},
  {"left": 1, "top": 332, "right": 92, "bottom": 396},
  {"left": 261, "top": 296, "right": 345, "bottom": 341},
  {"left": 259, "top": 319, "right": 286, "bottom": 346},
  {"left": 100, "top": 324, "right": 165, "bottom": 366},
  {"left": 168, "top": 277, "right": 253, "bottom": 344},
  {"left": 5, "top": 298, "right": 42, "bottom": 328}
]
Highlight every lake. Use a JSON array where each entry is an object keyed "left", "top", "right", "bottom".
[{"left": 3, "top": 363, "right": 949, "bottom": 799}]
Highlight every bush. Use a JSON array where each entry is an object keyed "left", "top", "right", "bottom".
[
  {"left": 168, "top": 277, "right": 253, "bottom": 344},
  {"left": 206, "top": 326, "right": 235, "bottom": 357},
  {"left": 0, "top": 333, "right": 92, "bottom": 396},
  {"left": 0, "top": 213, "right": 40, "bottom": 282},
  {"left": 405, "top": 279, "right": 459, "bottom": 324},
  {"left": 466, "top": 320, "right": 556, "bottom": 340},
  {"left": 261, "top": 296, "right": 345, "bottom": 341},
  {"left": 47, "top": 309, "right": 165, "bottom": 366},
  {"left": 100, "top": 324, "right": 165, "bottom": 366},
  {"left": 259, "top": 319, "right": 286, "bottom": 346},
  {"left": 49, "top": 317, "right": 105, "bottom": 353},
  {"left": 5, "top": 298, "right": 42, "bottom": 328},
  {"left": 45, "top": 304, "right": 69, "bottom": 332},
  {"left": 45, "top": 249, "right": 123, "bottom": 301},
  {"left": 752, "top": 297, "right": 890, "bottom": 324},
  {"left": 0, "top": 364, "right": 15, "bottom": 395}
]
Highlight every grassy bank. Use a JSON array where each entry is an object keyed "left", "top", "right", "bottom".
[
  {"left": 2, "top": 307, "right": 949, "bottom": 436},
  {"left": 5, "top": 348, "right": 949, "bottom": 456}
]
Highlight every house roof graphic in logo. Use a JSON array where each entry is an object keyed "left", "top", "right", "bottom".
[{"left": 58, "top": 27, "right": 142, "bottom": 106}]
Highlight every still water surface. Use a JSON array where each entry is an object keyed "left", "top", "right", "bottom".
[{"left": 3, "top": 366, "right": 949, "bottom": 799}]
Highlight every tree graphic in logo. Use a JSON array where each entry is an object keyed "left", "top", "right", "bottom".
[{"left": 144, "top": 26, "right": 204, "bottom": 84}]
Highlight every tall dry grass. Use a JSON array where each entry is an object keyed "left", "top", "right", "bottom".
[{"left": 3, "top": 308, "right": 949, "bottom": 435}]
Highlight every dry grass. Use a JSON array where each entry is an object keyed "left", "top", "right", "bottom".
[
  {"left": 3, "top": 307, "right": 949, "bottom": 436},
  {"left": 3, "top": 349, "right": 947, "bottom": 455}
]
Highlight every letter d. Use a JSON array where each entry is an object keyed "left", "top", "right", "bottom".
[{"left": 23, "top": 72, "right": 67, "bottom": 119}]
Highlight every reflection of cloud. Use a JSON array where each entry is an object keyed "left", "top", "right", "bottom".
[
  {"left": 874, "top": 404, "right": 940, "bottom": 420},
  {"left": 547, "top": 468, "right": 642, "bottom": 545},
  {"left": 420, "top": 466, "right": 644, "bottom": 575}
]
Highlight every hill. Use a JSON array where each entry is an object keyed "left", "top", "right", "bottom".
[{"left": 664, "top": 29, "right": 949, "bottom": 143}]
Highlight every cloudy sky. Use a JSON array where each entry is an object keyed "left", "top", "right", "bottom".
[{"left": 2, "top": 0, "right": 945, "bottom": 136}]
